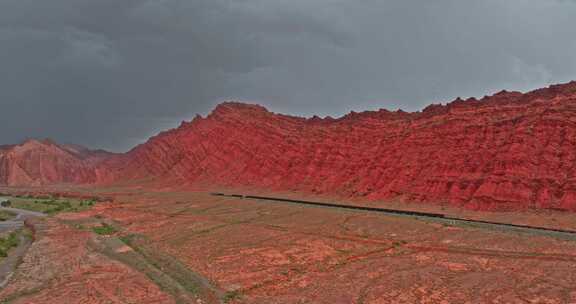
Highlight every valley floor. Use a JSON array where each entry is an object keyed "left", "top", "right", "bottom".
[{"left": 1, "top": 187, "right": 576, "bottom": 303}]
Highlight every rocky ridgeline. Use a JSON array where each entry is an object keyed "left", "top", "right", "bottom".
[{"left": 2, "top": 82, "right": 576, "bottom": 211}]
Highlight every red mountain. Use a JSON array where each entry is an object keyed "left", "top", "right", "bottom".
[
  {"left": 2, "top": 81, "right": 576, "bottom": 211},
  {"left": 104, "top": 81, "right": 576, "bottom": 211},
  {"left": 0, "top": 139, "right": 112, "bottom": 186}
]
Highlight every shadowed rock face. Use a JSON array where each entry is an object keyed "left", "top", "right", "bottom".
[{"left": 3, "top": 81, "right": 576, "bottom": 210}]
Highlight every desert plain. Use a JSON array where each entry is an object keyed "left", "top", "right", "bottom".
[{"left": 1, "top": 186, "right": 575, "bottom": 304}]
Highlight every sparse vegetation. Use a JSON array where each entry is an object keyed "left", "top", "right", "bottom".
[
  {"left": 113, "top": 233, "right": 212, "bottom": 302},
  {"left": 0, "top": 199, "right": 11, "bottom": 207},
  {"left": 0, "top": 230, "right": 20, "bottom": 257},
  {"left": 392, "top": 240, "right": 408, "bottom": 247},
  {"left": 5, "top": 197, "right": 96, "bottom": 214},
  {"left": 92, "top": 223, "right": 117, "bottom": 235},
  {"left": 0, "top": 210, "right": 17, "bottom": 221},
  {"left": 223, "top": 290, "right": 242, "bottom": 303}
]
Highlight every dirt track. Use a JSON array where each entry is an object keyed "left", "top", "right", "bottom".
[
  {"left": 0, "top": 217, "right": 180, "bottom": 303},
  {"left": 0, "top": 207, "right": 224, "bottom": 304}
]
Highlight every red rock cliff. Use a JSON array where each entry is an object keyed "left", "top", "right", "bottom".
[{"left": 102, "top": 82, "right": 576, "bottom": 211}]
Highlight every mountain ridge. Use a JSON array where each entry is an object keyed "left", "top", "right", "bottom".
[{"left": 2, "top": 81, "right": 576, "bottom": 210}]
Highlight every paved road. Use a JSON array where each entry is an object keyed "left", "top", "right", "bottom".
[
  {"left": 0, "top": 207, "right": 45, "bottom": 233},
  {"left": 0, "top": 206, "right": 45, "bottom": 288},
  {"left": 214, "top": 193, "right": 576, "bottom": 241}
]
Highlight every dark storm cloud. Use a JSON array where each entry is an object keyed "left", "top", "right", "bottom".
[{"left": 1, "top": 0, "right": 576, "bottom": 151}]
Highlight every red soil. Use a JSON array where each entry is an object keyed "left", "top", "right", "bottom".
[
  {"left": 84, "top": 191, "right": 576, "bottom": 304},
  {"left": 3, "top": 81, "right": 576, "bottom": 210},
  {"left": 3, "top": 187, "right": 576, "bottom": 303},
  {"left": 0, "top": 217, "right": 174, "bottom": 303}
]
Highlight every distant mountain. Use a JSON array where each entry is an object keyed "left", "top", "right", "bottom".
[
  {"left": 0, "top": 139, "right": 113, "bottom": 186},
  {"left": 2, "top": 81, "right": 576, "bottom": 211}
]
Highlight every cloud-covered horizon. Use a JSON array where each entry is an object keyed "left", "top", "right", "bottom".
[{"left": 1, "top": 0, "right": 576, "bottom": 151}]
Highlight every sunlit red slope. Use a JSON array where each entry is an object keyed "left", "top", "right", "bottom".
[
  {"left": 106, "top": 82, "right": 576, "bottom": 211},
  {"left": 0, "top": 139, "right": 111, "bottom": 186}
]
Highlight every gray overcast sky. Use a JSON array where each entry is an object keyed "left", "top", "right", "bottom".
[{"left": 1, "top": 0, "right": 576, "bottom": 151}]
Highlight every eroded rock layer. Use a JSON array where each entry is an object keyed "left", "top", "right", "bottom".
[
  {"left": 108, "top": 82, "right": 576, "bottom": 211},
  {"left": 2, "top": 82, "right": 576, "bottom": 210}
]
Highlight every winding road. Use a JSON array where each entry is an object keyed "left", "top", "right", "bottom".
[
  {"left": 0, "top": 206, "right": 45, "bottom": 233},
  {"left": 0, "top": 205, "right": 46, "bottom": 288}
]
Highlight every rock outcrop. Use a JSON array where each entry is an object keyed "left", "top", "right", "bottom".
[{"left": 2, "top": 82, "right": 576, "bottom": 211}]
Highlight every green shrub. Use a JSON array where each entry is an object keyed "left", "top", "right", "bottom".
[
  {"left": 0, "top": 231, "right": 20, "bottom": 257},
  {"left": 224, "top": 290, "right": 242, "bottom": 303},
  {"left": 0, "top": 210, "right": 17, "bottom": 221},
  {"left": 92, "top": 223, "right": 117, "bottom": 235}
]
